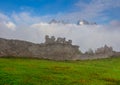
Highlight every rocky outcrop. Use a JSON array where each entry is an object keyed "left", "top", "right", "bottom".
[
  {"left": 0, "top": 38, "right": 34, "bottom": 57},
  {"left": 49, "top": 19, "right": 67, "bottom": 24},
  {"left": 0, "top": 36, "right": 119, "bottom": 60},
  {"left": 95, "top": 45, "right": 113, "bottom": 56},
  {"left": 78, "top": 45, "right": 115, "bottom": 60},
  {"left": 77, "top": 20, "right": 97, "bottom": 25},
  {"left": 0, "top": 36, "right": 81, "bottom": 60}
]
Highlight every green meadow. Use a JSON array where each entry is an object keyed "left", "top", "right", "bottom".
[{"left": 0, "top": 57, "right": 120, "bottom": 85}]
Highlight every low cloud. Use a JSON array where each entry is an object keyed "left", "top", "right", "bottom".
[
  {"left": 30, "top": 23, "right": 120, "bottom": 52},
  {"left": 6, "top": 22, "right": 16, "bottom": 30},
  {"left": 0, "top": 12, "right": 120, "bottom": 52}
]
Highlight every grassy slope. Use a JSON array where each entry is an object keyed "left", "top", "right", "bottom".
[{"left": 0, "top": 57, "right": 120, "bottom": 85}]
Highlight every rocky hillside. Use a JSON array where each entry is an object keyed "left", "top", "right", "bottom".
[
  {"left": 0, "top": 36, "right": 81, "bottom": 60},
  {"left": 0, "top": 35, "right": 119, "bottom": 60}
]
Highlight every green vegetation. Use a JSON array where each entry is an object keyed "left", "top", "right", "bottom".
[{"left": 0, "top": 57, "right": 120, "bottom": 85}]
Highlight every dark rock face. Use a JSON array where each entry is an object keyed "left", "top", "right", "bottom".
[
  {"left": 0, "top": 36, "right": 81, "bottom": 60},
  {"left": 0, "top": 38, "right": 34, "bottom": 57}
]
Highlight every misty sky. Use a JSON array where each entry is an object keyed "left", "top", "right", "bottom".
[{"left": 0, "top": 0, "right": 120, "bottom": 52}]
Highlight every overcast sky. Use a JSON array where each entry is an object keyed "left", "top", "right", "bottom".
[{"left": 0, "top": 0, "right": 120, "bottom": 52}]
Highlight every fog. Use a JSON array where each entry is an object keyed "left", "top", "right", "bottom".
[{"left": 0, "top": 20, "right": 120, "bottom": 52}]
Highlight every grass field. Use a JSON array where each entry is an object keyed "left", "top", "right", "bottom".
[{"left": 0, "top": 57, "right": 120, "bottom": 85}]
